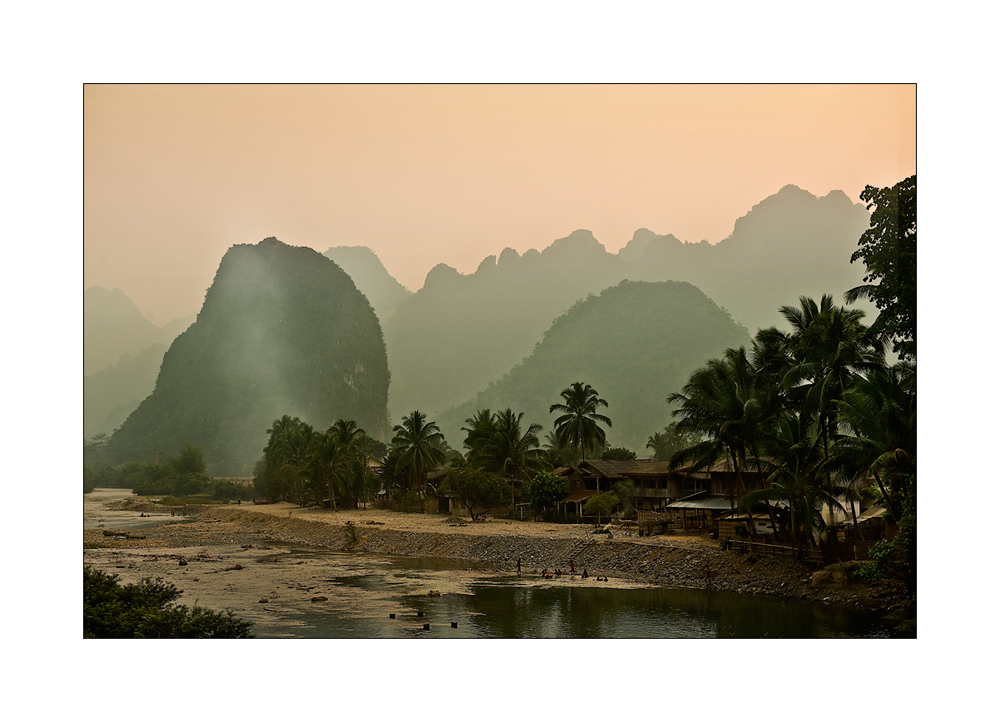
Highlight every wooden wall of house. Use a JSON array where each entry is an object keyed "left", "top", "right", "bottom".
[
  {"left": 663, "top": 508, "right": 716, "bottom": 532},
  {"left": 718, "top": 514, "right": 774, "bottom": 539}
]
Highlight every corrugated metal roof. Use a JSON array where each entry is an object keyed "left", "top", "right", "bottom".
[
  {"left": 667, "top": 497, "right": 736, "bottom": 510},
  {"left": 561, "top": 490, "right": 599, "bottom": 503},
  {"left": 858, "top": 505, "right": 886, "bottom": 521}
]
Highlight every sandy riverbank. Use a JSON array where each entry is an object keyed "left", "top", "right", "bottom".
[{"left": 84, "top": 492, "right": 907, "bottom": 617}]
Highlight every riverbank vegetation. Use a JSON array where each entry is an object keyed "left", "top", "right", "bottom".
[
  {"left": 84, "top": 566, "right": 254, "bottom": 638},
  {"left": 666, "top": 176, "right": 916, "bottom": 604}
]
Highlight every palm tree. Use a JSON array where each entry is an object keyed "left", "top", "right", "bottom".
[
  {"left": 833, "top": 361, "right": 916, "bottom": 524},
  {"left": 549, "top": 382, "right": 612, "bottom": 462},
  {"left": 739, "top": 412, "right": 846, "bottom": 549},
  {"left": 328, "top": 418, "right": 366, "bottom": 448},
  {"left": 479, "top": 408, "right": 548, "bottom": 482},
  {"left": 310, "top": 432, "right": 352, "bottom": 510},
  {"left": 646, "top": 431, "right": 670, "bottom": 461},
  {"left": 646, "top": 422, "right": 702, "bottom": 462},
  {"left": 779, "top": 295, "right": 884, "bottom": 456},
  {"left": 391, "top": 411, "right": 447, "bottom": 492},
  {"left": 461, "top": 409, "right": 495, "bottom": 462},
  {"left": 667, "top": 347, "right": 773, "bottom": 508}
]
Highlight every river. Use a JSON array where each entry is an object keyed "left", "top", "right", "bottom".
[
  {"left": 84, "top": 489, "right": 891, "bottom": 638},
  {"left": 239, "top": 548, "right": 890, "bottom": 639}
]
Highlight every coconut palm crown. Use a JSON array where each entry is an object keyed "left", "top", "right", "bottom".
[
  {"left": 391, "top": 410, "right": 447, "bottom": 491},
  {"left": 549, "top": 382, "right": 612, "bottom": 462}
]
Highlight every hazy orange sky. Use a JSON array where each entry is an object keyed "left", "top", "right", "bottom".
[{"left": 84, "top": 84, "right": 915, "bottom": 324}]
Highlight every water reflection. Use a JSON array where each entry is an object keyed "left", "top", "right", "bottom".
[{"left": 251, "top": 551, "right": 889, "bottom": 639}]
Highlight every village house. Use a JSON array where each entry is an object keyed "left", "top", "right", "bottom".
[{"left": 553, "top": 457, "right": 775, "bottom": 534}]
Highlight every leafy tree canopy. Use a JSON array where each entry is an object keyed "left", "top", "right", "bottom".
[
  {"left": 847, "top": 175, "right": 916, "bottom": 360},
  {"left": 527, "top": 470, "right": 566, "bottom": 515},
  {"left": 583, "top": 491, "right": 618, "bottom": 524},
  {"left": 600, "top": 447, "right": 636, "bottom": 461},
  {"left": 442, "top": 464, "right": 511, "bottom": 520}
]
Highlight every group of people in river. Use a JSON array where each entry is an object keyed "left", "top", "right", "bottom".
[{"left": 515, "top": 557, "right": 609, "bottom": 582}]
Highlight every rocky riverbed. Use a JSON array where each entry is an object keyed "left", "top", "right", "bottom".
[{"left": 84, "top": 496, "right": 909, "bottom": 618}]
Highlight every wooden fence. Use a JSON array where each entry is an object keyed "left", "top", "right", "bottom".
[{"left": 727, "top": 538, "right": 824, "bottom": 563}]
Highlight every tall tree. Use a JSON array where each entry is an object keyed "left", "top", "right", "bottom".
[
  {"left": 646, "top": 422, "right": 701, "bottom": 462},
  {"left": 263, "top": 416, "right": 316, "bottom": 503},
  {"left": 309, "top": 433, "right": 352, "bottom": 510},
  {"left": 461, "top": 409, "right": 495, "bottom": 462},
  {"left": 779, "top": 295, "right": 884, "bottom": 467},
  {"left": 846, "top": 175, "right": 916, "bottom": 361},
  {"left": 668, "top": 347, "right": 773, "bottom": 508},
  {"left": 478, "top": 408, "right": 547, "bottom": 481},
  {"left": 391, "top": 411, "right": 447, "bottom": 492},
  {"left": 549, "top": 382, "right": 612, "bottom": 462},
  {"left": 739, "top": 412, "right": 846, "bottom": 549},
  {"left": 833, "top": 361, "right": 916, "bottom": 524}
]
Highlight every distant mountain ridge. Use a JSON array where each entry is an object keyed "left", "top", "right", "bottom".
[
  {"left": 84, "top": 287, "right": 196, "bottom": 439},
  {"left": 106, "top": 237, "right": 390, "bottom": 474},
  {"left": 85, "top": 287, "right": 161, "bottom": 376},
  {"left": 385, "top": 185, "right": 872, "bottom": 420},
  {"left": 84, "top": 342, "right": 169, "bottom": 439},
  {"left": 436, "top": 280, "right": 752, "bottom": 452},
  {"left": 322, "top": 245, "right": 413, "bottom": 323},
  {"left": 84, "top": 285, "right": 196, "bottom": 375}
]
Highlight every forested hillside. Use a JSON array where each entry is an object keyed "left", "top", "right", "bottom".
[
  {"left": 384, "top": 185, "right": 871, "bottom": 420},
  {"left": 437, "top": 280, "right": 752, "bottom": 452},
  {"left": 106, "top": 237, "right": 390, "bottom": 474}
]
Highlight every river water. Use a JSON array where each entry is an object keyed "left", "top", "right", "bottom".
[
  {"left": 245, "top": 548, "right": 890, "bottom": 639},
  {"left": 84, "top": 489, "right": 890, "bottom": 639}
]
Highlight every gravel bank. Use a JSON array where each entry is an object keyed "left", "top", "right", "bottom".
[{"left": 85, "top": 502, "right": 906, "bottom": 612}]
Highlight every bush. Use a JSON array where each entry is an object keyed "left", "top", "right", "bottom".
[
  {"left": 84, "top": 567, "right": 253, "bottom": 638},
  {"left": 601, "top": 447, "right": 637, "bottom": 461},
  {"left": 209, "top": 479, "right": 256, "bottom": 501}
]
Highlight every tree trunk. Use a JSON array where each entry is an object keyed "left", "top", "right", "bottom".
[{"left": 872, "top": 469, "right": 898, "bottom": 524}]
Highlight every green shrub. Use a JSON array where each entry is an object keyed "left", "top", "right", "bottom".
[{"left": 84, "top": 566, "right": 253, "bottom": 638}]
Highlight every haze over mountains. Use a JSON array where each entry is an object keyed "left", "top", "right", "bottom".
[
  {"left": 84, "top": 287, "right": 196, "bottom": 438},
  {"left": 88, "top": 184, "right": 876, "bottom": 470},
  {"left": 382, "top": 184, "right": 871, "bottom": 420},
  {"left": 105, "top": 238, "right": 390, "bottom": 474},
  {"left": 84, "top": 286, "right": 194, "bottom": 376},
  {"left": 321, "top": 246, "right": 412, "bottom": 322}
]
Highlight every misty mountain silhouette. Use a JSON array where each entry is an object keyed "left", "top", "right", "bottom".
[
  {"left": 84, "top": 287, "right": 196, "bottom": 439},
  {"left": 384, "top": 185, "right": 871, "bottom": 420},
  {"left": 84, "top": 286, "right": 165, "bottom": 376},
  {"left": 106, "top": 237, "right": 390, "bottom": 474},
  {"left": 322, "top": 245, "right": 413, "bottom": 323},
  {"left": 84, "top": 342, "right": 168, "bottom": 440},
  {"left": 436, "top": 280, "right": 752, "bottom": 452}
]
